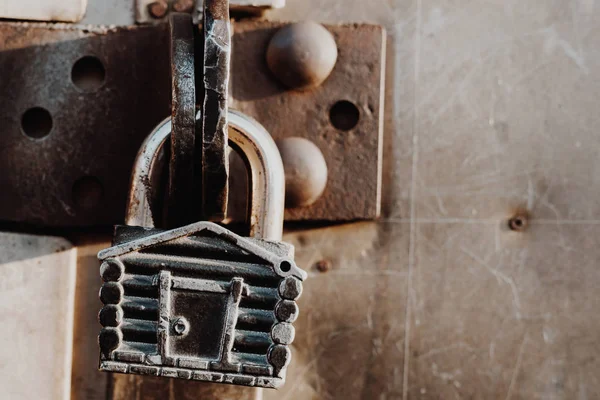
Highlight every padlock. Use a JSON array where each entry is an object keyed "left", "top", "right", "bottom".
[{"left": 97, "top": 110, "right": 307, "bottom": 389}]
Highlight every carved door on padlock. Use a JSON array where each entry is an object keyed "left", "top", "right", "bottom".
[
  {"left": 160, "top": 272, "right": 245, "bottom": 370},
  {"left": 98, "top": 222, "right": 305, "bottom": 388}
]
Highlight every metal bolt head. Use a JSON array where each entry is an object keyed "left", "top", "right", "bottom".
[
  {"left": 276, "top": 137, "right": 328, "bottom": 208},
  {"left": 266, "top": 21, "right": 338, "bottom": 90},
  {"left": 148, "top": 0, "right": 169, "bottom": 19},
  {"left": 173, "top": 0, "right": 194, "bottom": 13}
]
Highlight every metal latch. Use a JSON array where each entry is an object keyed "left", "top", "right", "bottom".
[{"left": 0, "top": 1, "right": 385, "bottom": 227}]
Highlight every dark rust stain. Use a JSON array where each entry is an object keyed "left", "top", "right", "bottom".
[
  {"left": 314, "top": 259, "right": 331, "bottom": 273},
  {"left": 508, "top": 211, "right": 530, "bottom": 232}
]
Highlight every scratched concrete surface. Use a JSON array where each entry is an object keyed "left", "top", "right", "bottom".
[
  {"left": 267, "top": 0, "right": 600, "bottom": 399},
  {"left": 66, "top": 0, "right": 600, "bottom": 399}
]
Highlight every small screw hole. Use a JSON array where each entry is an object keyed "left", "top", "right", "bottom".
[
  {"left": 71, "top": 56, "right": 106, "bottom": 92},
  {"left": 280, "top": 261, "right": 292, "bottom": 273},
  {"left": 508, "top": 214, "right": 528, "bottom": 231},
  {"left": 21, "top": 107, "right": 53, "bottom": 139},
  {"left": 330, "top": 100, "right": 360, "bottom": 131}
]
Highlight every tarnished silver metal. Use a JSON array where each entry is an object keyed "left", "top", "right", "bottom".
[
  {"left": 169, "top": 12, "right": 197, "bottom": 228},
  {"left": 126, "top": 109, "right": 285, "bottom": 240},
  {"left": 98, "top": 110, "right": 304, "bottom": 388}
]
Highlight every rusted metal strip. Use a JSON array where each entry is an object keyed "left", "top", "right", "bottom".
[
  {"left": 0, "top": 22, "right": 384, "bottom": 227},
  {"left": 199, "top": 0, "right": 230, "bottom": 221},
  {"left": 168, "top": 12, "right": 197, "bottom": 228}
]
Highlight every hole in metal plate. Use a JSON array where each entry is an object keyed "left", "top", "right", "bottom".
[
  {"left": 21, "top": 107, "right": 53, "bottom": 139},
  {"left": 71, "top": 56, "right": 106, "bottom": 92},
  {"left": 329, "top": 100, "right": 360, "bottom": 131}
]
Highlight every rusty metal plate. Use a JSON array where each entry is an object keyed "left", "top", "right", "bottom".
[
  {"left": 231, "top": 22, "right": 385, "bottom": 221},
  {"left": 0, "top": 21, "right": 383, "bottom": 227},
  {"left": 0, "top": 23, "right": 171, "bottom": 227}
]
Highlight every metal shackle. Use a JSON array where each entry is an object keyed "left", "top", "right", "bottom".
[{"left": 125, "top": 109, "right": 285, "bottom": 241}]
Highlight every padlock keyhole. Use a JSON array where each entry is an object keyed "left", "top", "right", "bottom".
[
  {"left": 172, "top": 317, "right": 189, "bottom": 336},
  {"left": 280, "top": 261, "right": 292, "bottom": 273}
]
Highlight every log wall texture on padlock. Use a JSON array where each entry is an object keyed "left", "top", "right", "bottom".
[{"left": 97, "top": 223, "right": 305, "bottom": 388}]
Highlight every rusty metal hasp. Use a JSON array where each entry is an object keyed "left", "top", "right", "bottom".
[{"left": 168, "top": 5, "right": 229, "bottom": 226}]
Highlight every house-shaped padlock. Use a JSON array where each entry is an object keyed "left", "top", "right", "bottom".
[{"left": 97, "top": 221, "right": 306, "bottom": 388}]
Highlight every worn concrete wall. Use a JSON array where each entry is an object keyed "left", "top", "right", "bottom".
[{"left": 265, "top": 0, "right": 600, "bottom": 399}]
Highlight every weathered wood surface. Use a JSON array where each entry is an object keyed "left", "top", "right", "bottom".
[{"left": 0, "top": 233, "right": 76, "bottom": 400}]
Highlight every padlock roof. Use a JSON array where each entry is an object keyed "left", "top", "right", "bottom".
[{"left": 98, "top": 221, "right": 307, "bottom": 280}]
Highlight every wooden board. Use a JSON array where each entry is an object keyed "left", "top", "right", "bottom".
[
  {"left": 0, "top": 0, "right": 87, "bottom": 22},
  {"left": 0, "top": 233, "right": 76, "bottom": 400}
]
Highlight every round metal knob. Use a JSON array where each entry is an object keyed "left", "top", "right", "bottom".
[
  {"left": 276, "top": 137, "right": 328, "bottom": 208},
  {"left": 266, "top": 21, "right": 338, "bottom": 90}
]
